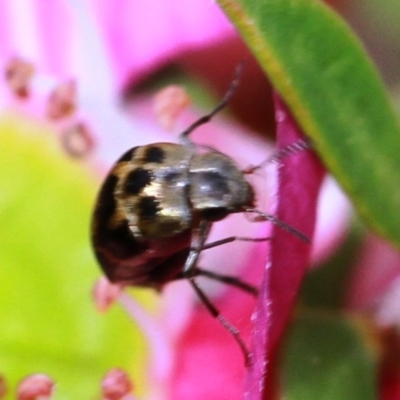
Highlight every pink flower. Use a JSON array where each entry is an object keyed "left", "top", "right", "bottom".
[{"left": 2, "top": 0, "right": 394, "bottom": 399}]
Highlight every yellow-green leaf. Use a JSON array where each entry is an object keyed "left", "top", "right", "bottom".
[{"left": 0, "top": 116, "right": 148, "bottom": 398}]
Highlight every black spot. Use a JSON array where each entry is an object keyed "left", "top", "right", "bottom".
[
  {"left": 144, "top": 146, "right": 165, "bottom": 163},
  {"left": 138, "top": 196, "right": 160, "bottom": 218},
  {"left": 124, "top": 168, "right": 152, "bottom": 195},
  {"left": 104, "top": 222, "right": 130, "bottom": 244},
  {"left": 94, "top": 174, "right": 119, "bottom": 222},
  {"left": 92, "top": 174, "right": 148, "bottom": 261},
  {"left": 102, "top": 222, "right": 147, "bottom": 259},
  {"left": 117, "top": 147, "right": 138, "bottom": 163},
  {"left": 93, "top": 219, "right": 149, "bottom": 275}
]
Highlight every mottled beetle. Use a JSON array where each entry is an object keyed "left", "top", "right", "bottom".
[{"left": 91, "top": 66, "right": 309, "bottom": 364}]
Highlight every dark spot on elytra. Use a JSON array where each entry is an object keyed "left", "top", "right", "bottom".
[
  {"left": 101, "top": 222, "right": 147, "bottom": 259},
  {"left": 92, "top": 173, "right": 148, "bottom": 261},
  {"left": 144, "top": 146, "right": 165, "bottom": 163},
  {"left": 138, "top": 196, "right": 160, "bottom": 218},
  {"left": 123, "top": 168, "right": 153, "bottom": 195},
  {"left": 117, "top": 147, "right": 138, "bottom": 163},
  {"left": 94, "top": 174, "right": 119, "bottom": 223}
]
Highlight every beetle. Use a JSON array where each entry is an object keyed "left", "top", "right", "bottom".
[{"left": 91, "top": 65, "right": 309, "bottom": 365}]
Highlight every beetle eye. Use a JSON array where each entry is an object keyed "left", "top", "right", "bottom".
[{"left": 200, "top": 207, "right": 229, "bottom": 221}]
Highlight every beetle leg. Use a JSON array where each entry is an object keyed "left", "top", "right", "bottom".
[
  {"left": 182, "top": 220, "right": 211, "bottom": 277},
  {"left": 242, "top": 138, "right": 313, "bottom": 174},
  {"left": 182, "top": 220, "right": 253, "bottom": 365},
  {"left": 188, "top": 277, "right": 252, "bottom": 366},
  {"left": 244, "top": 208, "right": 310, "bottom": 243},
  {"left": 183, "top": 223, "right": 261, "bottom": 294},
  {"left": 193, "top": 267, "right": 258, "bottom": 296},
  {"left": 200, "top": 235, "right": 271, "bottom": 251}
]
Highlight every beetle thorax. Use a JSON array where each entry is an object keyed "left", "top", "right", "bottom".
[{"left": 189, "top": 151, "right": 254, "bottom": 221}]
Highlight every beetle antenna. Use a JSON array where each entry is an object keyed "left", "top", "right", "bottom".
[
  {"left": 269, "top": 138, "right": 313, "bottom": 163},
  {"left": 179, "top": 61, "right": 245, "bottom": 146},
  {"left": 243, "top": 138, "right": 313, "bottom": 175},
  {"left": 245, "top": 208, "right": 310, "bottom": 243}
]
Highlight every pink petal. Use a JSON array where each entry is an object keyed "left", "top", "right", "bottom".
[
  {"left": 310, "top": 176, "right": 352, "bottom": 266},
  {"left": 91, "top": 0, "right": 234, "bottom": 87},
  {"left": 166, "top": 106, "right": 273, "bottom": 400},
  {"left": 346, "top": 235, "right": 400, "bottom": 313},
  {"left": 244, "top": 94, "right": 325, "bottom": 399},
  {"left": 168, "top": 93, "right": 325, "bottom": 399},
  {"left": 0, "top": 1, "right": 73, "bottom": 77},
  {"left": 346, "top": 235, "right": 400, "bottom": 334}
]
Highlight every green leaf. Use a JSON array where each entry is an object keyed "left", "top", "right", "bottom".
[
  {"left": 281, "top": 313, "right": 378, "bottom": 400},
  {"left": 217, "top": 0, "right": 400, "bottom": 248},
  {"left": 0, "top": 117, "right": 149, "bottom": 399},
  {"left": 300, "top": 222, "right": 364, "bottom": 309}
]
